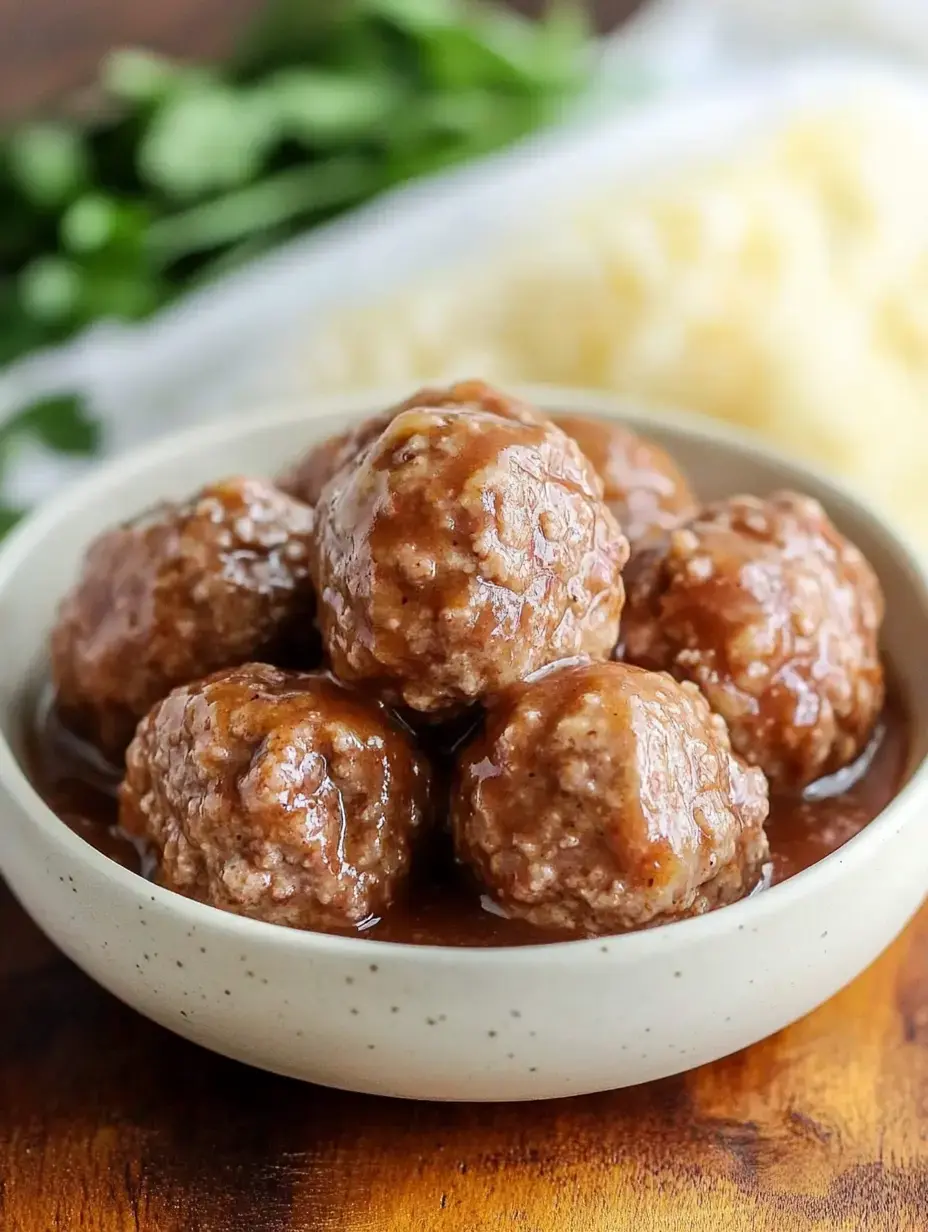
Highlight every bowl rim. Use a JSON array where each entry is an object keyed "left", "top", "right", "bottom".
[{"left": 2, "top": 383, "right": 927, "bottom": 964}]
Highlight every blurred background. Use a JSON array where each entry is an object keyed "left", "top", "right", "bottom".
[
  {"left": 3, "top": 0, "right": 928, "bottom": 542},
  {"left": 0, "top": 0, "right": 641, "bottom": 118}
]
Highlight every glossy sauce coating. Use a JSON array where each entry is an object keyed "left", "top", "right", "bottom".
[
  {"left": 278, "top": 379, "right": 547, "bottom": 508},
  {"left": 312, "top": 406, "right": 629, "bottom": 714},
  {"left": 50, "top": 476, "right": 317, "bottom": 759},
  {"left": 452, "top": 660, "right": 770, "bottom": 935},
  {"left": 623, "top": 492, "right": 885, "bottom": 789},
  {"left": 119, "top": 664, "right": 432, "bottom": 931},
  {"left": 26, "top": 679, "right": 909, "bottom": 946},
  {"left": 553, "top": 414, "right": 697, "bottom": 547}
]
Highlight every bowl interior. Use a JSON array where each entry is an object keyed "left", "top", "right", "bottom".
[{"left": 1, "top": 387, "right": 927, "bottom": 893}]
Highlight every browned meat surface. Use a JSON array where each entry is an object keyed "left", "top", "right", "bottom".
[
  {"left": 278, "top": 379, "right": 547, "bottom": 507},
  {"left": 312, "top": 404, "right": 629, "bottom": 715},
  {"left": 51, "top": 477, "right": 316, "bottom": 760},
  {"left": 453, "top": 658, "right": 769, "bottom": 935},
  {"left": 622, "top": 491, "right": 885, "bottom": 788},
  {"left": 553, "top": 414, "right": 697, "bottom": 547},
  {"left": 120, "top": 663, "right": 432, "bottom": 931}
]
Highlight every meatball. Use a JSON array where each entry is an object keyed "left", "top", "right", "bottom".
[
  {"left": 312, "top": 405, "right": 629, "bottom": 714},
  {"left": 278, "top": 411, "right": 393, "bottom": 509},
  {"left": 452, "top": 659, "right": 769, "bottom": 936},
  {"left": 278, "top": 379, "right": 546, "bottom": 507},
  {"left": 622, "top": 491, "right": 885, "bottom": 788},
  {"left": 51, "top": 477, "right": 316, "bottom": 759},
  {"left": 120, "top": 663, "right": 432, "bottom": 931},
  {"left": 553, "top": 414, "right": 697, "bottom": 547}
]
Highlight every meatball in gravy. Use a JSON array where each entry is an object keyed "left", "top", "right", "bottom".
[
  {"left": 51, "top": 477, "right": 316, "bottom": 759},
  {"left": 453, "top": 659, "right": 769, "bottom": 936},
  {"left": 279, "top": 379, "right": 546, "bottom": 507},
  {"left": 623, "top": 492, "right": 885, "bottom": 788},
  {"left": 312, "top": 406, "right": 629, "bottom": 715},
  {"left": 553, "top": 414, "right": 697, "bottom": 547},
  {"left": 120, "top": 663, "right": 431, "bottom": 931},
  {"left": 31, "top": 384, "right": 901, "bottom": 948}
]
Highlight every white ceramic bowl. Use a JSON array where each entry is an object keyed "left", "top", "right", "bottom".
[{"left": 1, "top": 388, "right": 926, "bottom": 1103}]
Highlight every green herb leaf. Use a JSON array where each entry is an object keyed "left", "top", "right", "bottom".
[
  {"left": 2, "top": 393, "right": 101, "bottom": 455},
  {"left": 257, "top": 68, "right": 402, "bottom": 145},
  {"left": 6, "top": 123, "right": 89, "bottom": 210},
  {"left": 0, "top": 394, "right": 99, "bottom": 539},
  {"left": 422, "top": 3, "right": 587, "bottom": 93},
  {"left": 0, "top": 507, "right": 24, "bottom": 537},
  {"left": 60, "top": 192, "right": 150, "bottom": 256},
  {"left": 77, "top": 265, "right": 164, "bottom": 323},
  {"left": 147, "top": 158, "right": 380, "bottom": 263},
  {"left": 362, "top": 0, "right": 462, "bottom": 36},
  {"left": 234, "top": 0, "right": 353, "bottom": 78},
  {"left": 0, "top": 0, "right": 595, "bottom": 379},
  {"left": 102, "top": 48, "right": 186, "bottom": 106},
  {"left": 17, "top": 256, "right": 83, "bottom": 324},
  {"left": 138, "top": 82, "right": 275, "bottom": 200},
  {"left": 0, "top": 308, "right": 49, "bottom": 366}
]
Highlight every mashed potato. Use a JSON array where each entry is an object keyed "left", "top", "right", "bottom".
[{"left": 299, "top": 99, "right": 928, "bottom": 543}]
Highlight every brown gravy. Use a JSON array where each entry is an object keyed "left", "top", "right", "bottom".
[{"left": 25, "top": 683, "right": 911, "bottom": 948}]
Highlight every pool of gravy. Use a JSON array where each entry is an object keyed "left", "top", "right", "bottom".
[{"left": 26, "top": 683, "right": 911, "bottom": 948}]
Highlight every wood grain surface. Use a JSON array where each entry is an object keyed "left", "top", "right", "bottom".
[{"left": 2, "top": 874, "right": 927, "bottom": 1232}]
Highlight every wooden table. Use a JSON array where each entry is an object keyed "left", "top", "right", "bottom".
[{"left": 2, "top": 874, "right": 927, "bottom": 1231}]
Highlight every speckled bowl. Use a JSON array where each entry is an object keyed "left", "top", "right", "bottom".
[{"left": 1, "top": 388, "right": 927, "bottom": 1102}]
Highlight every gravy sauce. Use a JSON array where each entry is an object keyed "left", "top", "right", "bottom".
[{"left": 26, "top": 682, "right": 911, "bottom": 947}]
